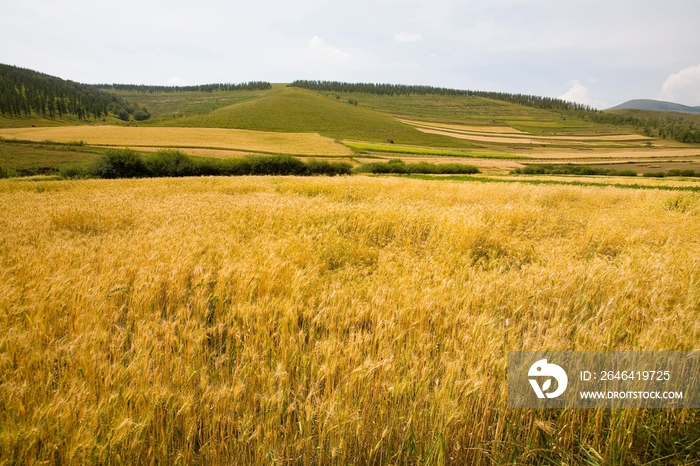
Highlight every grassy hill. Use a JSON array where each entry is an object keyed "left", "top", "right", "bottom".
[
  {"left": 311, "top": 90, "right": 618, "bottom": 135},
  {"left": 113, "top": 88, "right": 274, "bottom": 121},
  {"left": 2, "top": 62, "right": 692, "bottom": 144},
  {"left": 156, "top": 85, "right": 630, "bottom": 138},
  {"left": 0, "top": 63, "right": 663, "bottom": 144},
  {"left": 157, "top": 87, "right": 483, "bottom": 148}
]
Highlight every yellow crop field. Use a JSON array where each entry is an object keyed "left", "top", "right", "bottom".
[
  {"left": 0, "top": 125, "right": 352, "bottom": 156},
  {"left": 1, "top": 176, "right": 699, "bottom": 464}
]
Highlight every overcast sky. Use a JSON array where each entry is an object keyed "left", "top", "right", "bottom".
[{"left": 2, "top": 0, "right": 700, "bottom": 108}]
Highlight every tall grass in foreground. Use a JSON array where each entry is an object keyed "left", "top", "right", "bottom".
[{"left": 1, "top": 176, "right": 699, "bottom": 464}]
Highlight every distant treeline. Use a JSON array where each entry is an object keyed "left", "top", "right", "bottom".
[
  {"left": 0, "top": 64, "right": 133, "bottom": 120},
  {"left": 96, "top": 82, "right": 272, "bottom": 93},
  {"left": 290, "top": 80, "right": 593, "bottom": 111}
]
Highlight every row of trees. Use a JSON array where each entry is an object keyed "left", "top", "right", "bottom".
[
  {"left": 290, "top": 80, "right": 594, "bottom": 111},
  {"left": 96, "top": 82, "right": 271, "bottom": 93}
]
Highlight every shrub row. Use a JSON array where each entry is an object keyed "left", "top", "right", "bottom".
[
  {"left": 512, "top": 164, "right": 638, "bottom": 177},
  {"left": 643, "top": 169, "right": 700, "bottom": 178},
  {"left": 355, "top": 159, "right": 480, "bottom": 174},
  {"left": 60, "top": 149, "right": 352, "bottom": 179}
]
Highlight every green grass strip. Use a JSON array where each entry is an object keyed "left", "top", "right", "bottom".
[
  {"left": 343, "top": 141, "right": 526, "bottom": 159},
  {"left": 406, "top": 174, "right": 700, "bottom": 193}
]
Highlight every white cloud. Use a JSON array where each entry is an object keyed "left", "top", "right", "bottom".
[
  {"left": 395, "top": 32, "right": 422, "bottom": 43},
  {"left": 559, "top": 80, "right": 590, "bottom": 103},
  {"left": 307, "top": 35, "right": 350, "bottom": 63},
  {"left": 559, "top": 80, "right": 606, "bottom": 109},
  {"left": 658, "top": 64, "right": 700, "bottom": 106},
  {"left": 167, "top": 76, "right": 184, "bottom": 85},
  {"left": 2, "top": 1, "right": 700, "bottom": 100}
]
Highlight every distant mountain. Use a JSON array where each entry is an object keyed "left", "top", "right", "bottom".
[{"left": 608, "top": 99, "right": 700, "bottom": 114}]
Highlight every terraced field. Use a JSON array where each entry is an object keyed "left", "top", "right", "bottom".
[
  {"left": 312, "top": 90, "right": 612, "bottom": 134},
  {"left": 398, "top": 118, "right": 650, "bottom": 141}
]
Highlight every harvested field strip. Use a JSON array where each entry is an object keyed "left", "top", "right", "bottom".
[
  {"left": 526, "top": 149, "right": 700, "bottom": 159},
  {"left": 395, "top": 118, "right": 526, "bottom": 134},
  {"left": 409, "top": 173, "right": 700, "bottom": 192},
  {"left": 414, "top": 127, "right": 569, "bottom": 145},
  {"left": 400, "top": 118, "right": 649, "bottom": 141},
  {"left": 485, "top": 174, "right": 700, "bottom": 187},
  {"left": 0, "top": 126, "right": 352, "bottom": 156},
  {"left": 415, "top": 127, "right": 651, "bottom": 146},
  {"left": 343, "top": 141, "right": 526, "bottom": 159}
]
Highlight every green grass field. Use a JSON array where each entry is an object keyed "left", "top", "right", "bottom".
[
  {"left": 116, "top": 88, "right": 273, "bottom": 121},
  {"left": 157, "top": 87, "right": 485, "bottom": 148},
  {"left": 158, "top": 86, "right": 631, "bottom": 139},
  {"left": 0, "top": 139, "right": 103, "bottom": 175},
  {"left": 0, "top": 114, "right": 89, "bottom": 129},
  {"left": 312, "top": 90, "right": 626, "bottom": 135},
  {"left": 343, "top": 141, "right": 525, "bottom": 159}
]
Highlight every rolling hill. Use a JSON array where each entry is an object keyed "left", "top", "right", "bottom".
[
  {"left": 156, "top": 87, "right": 484, "bottom": 148},
  {"left": 3, "top": 63, "right": 699, "bottom": 151}
]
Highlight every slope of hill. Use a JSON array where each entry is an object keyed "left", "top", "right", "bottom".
[
  {"left": 111, "top": 88, "right": 274, "bottom": 120},
  {"left": 159, "top": 87, "right": 484, "bottom": 147},
  {"left": 609, "top": 99, "right": 700, "bottom": 114},
  {"left": 313, "top": 91, "right": 618, "bottom": 135},
  {"left": 0, "top": 64, "right": 136, "bottom": 121},
  {"left": 291, "top": 80, "right": 594, "bottom": 111},
  {"left": 5, "top": 64, "right": 698, "bottom": 150},
  {"left": 0, "top": 63, "right": 274, "bottom": 127}
]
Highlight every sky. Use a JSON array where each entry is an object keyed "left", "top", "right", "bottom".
[{"left": 1, "top": 0, "right": 700, "bottom": 109}]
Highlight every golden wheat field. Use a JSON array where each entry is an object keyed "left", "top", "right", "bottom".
[
  {"left": 0, "top": 126, "right": 352, "bottom": 156},
  {"left": 1, "top": 176, "right": 699, "bottom": 465}
]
